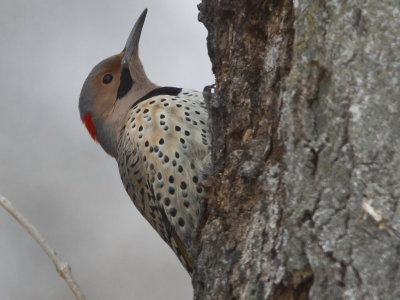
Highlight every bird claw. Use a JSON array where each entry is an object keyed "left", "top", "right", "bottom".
[{"left": 202, "top": 84, "right": 216, "bottom": 102}]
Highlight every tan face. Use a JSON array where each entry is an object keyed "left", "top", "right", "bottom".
[
  {"left": 91, "top": 54, "right": 123, "bottom": 117},
  {"left": 79, "top": 53, "right": 124, "bottom": 142},
  {"left": 79, "top": 9, "right": 156, "bottom": 157}
]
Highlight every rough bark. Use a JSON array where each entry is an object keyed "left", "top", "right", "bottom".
[{"left": 194, "top": 0, "right": 400, "bottom": 299}]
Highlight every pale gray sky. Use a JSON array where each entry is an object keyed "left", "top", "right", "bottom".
[{"left": 0, "top": 0, "right": 213, "bottom": 299}]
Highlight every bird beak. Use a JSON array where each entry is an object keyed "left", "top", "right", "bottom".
[{"left": 121, "top": 8, "right": 147, "bottom": 68}]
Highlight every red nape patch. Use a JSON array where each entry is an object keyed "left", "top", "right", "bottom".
[{"left": 82, "top": 113, "right": 97, "bottom": 141}]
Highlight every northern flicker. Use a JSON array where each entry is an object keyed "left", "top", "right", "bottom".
[{"left": 79, "top": 9, "right": 210, "bottom": 274}]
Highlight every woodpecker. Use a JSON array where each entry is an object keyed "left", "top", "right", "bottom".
[{"left": 79, "top": 9, "right": 210, "bottom": 274}]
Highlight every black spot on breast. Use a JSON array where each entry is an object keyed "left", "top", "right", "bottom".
[
  {"left": 143, "top": 109, "right": 149, "bottom": 114},
  {"left": 164, "top": 197, "right": 171, "bottom": 206},
  {"left": 178, "top": 165, "right": 183, "bottom": 173},
  {"left": 164, "top": 155, "right": 169, "bottom": 163},
  {"left": 178, "top": 218, "right": 185, "bottom": 227},
  {"left": 175, "top": 125, "right": 181, "bottom": 131},
  {"left": 169, "top": 208, "right": 177, "bottom": 217},
  {"left": 180, "top": 181, "right": 187, "bottom": 189},
  {"left": 193, "top": 176, "right": 198, "bottom": 183},
  {"left": 156, "top": 193, "right": 162, "bottom": 200},
  {"left": 157, "top": 172, "right": 162, "bottom": 180},
  {"left": 168, "top": 186, "right": 175, "bottom": 194},
  {"left": 159, "top": 138, "right": 164, "bottom": 145},
  {"left": 175, "top": 152, "right": 180, "bottom": 159},
  {"left": 169, "top": 176, "right": 174, "bottom": 183},
  {"left": 184, "top": 200, "right": 190, "bottom": 208}
]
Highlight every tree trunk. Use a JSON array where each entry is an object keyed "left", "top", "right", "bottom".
[{"left": 194, "top": 1, "right": 400, "bottom": 299}]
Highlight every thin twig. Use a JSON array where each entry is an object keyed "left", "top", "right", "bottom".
[{"left": 0, "top": 194, "right": 86, "bottom": 300}]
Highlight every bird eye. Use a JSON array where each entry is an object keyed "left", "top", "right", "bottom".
[{"left": 102, "top": 74, "right": 113, "bottom": 84}]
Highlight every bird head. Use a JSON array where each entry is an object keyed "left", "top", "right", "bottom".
[{"left": 79, "top": 9, "right": 157, "bottom": 157}]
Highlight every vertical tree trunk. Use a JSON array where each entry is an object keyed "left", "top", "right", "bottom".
[{"left": 194, "top": 1, "right": 400, "bottom": 299}]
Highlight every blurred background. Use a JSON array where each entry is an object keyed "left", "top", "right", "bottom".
[{"left": 0, "top": 0, "right": 212, "bottom": 299}]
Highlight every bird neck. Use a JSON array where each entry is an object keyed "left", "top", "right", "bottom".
[{"left": 95, "top": 81, "right": 158, "bottom": 158}]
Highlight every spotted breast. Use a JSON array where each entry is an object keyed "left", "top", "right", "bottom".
[{"left": 117, "top": 87, "right": 211, "bottom": 273}]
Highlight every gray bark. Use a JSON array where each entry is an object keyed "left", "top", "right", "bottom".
[
  {"left": 283, "top": 1, "right": 400, "bottom": 299},
  {"left": 194, "top": 0, "right": 400, "bottom": 299}
]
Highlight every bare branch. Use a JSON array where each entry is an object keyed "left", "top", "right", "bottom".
[{"left": 0, "top": 194, "right": 86, "bottom": 300}]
